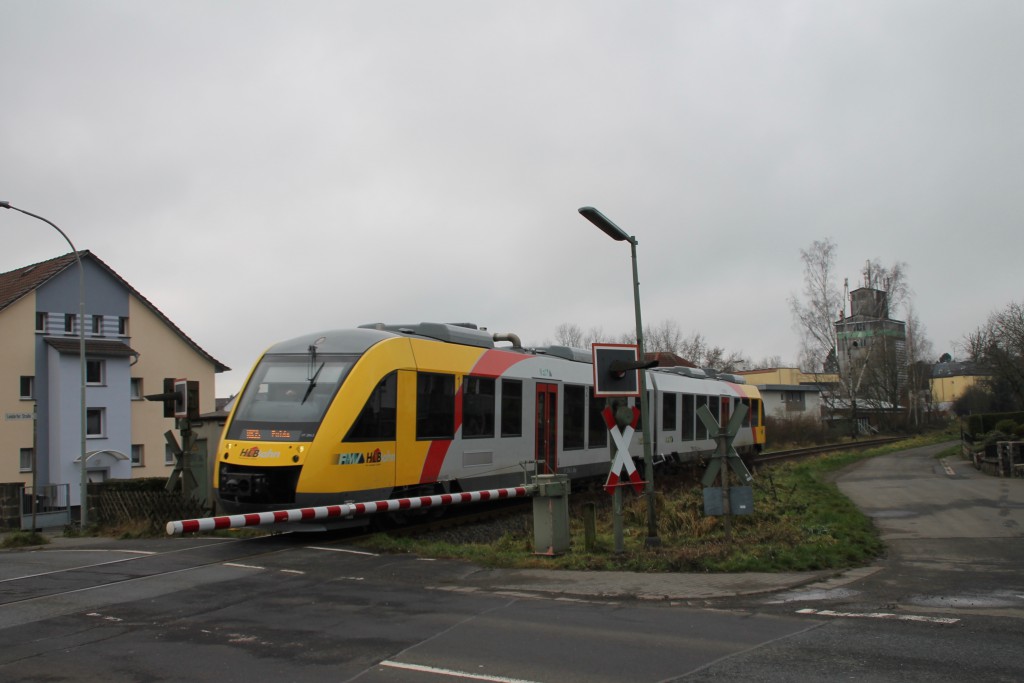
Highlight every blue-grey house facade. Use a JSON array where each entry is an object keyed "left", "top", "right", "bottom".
[{"left": 1, "top": 251, "right": 228, "bottom": 510}]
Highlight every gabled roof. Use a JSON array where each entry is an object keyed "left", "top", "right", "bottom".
[
  {"left": 644, "top": 351, "right": 697, "bottom": 368},
  {"left": 931, "top": 361, "right": 988, "bottom": 378},
  {"left": 0, "top": 252, "right": 79, "bottom": 313},
  {"left": 0, "top": 251, "right": 229, "bottom": 373}
]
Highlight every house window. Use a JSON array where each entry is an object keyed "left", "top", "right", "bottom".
[
  {"left": 131, "top": 444, "right": 144, "bottom": 467},
  {"left": 462, "top": 376, "right": 495, "bottom": 439},
  {"left": 416, "top": 373, "right": 455, "bottom": 440},
  {"left": 130, "top": 378, "right": 143, "bottom": 400},
  {"left": 20, "top": 448, "right": 34, "bottom": 472},
  {"left": 587, "top": 387, "right": 607, "bottom": 449},
  {"left": 563, "top": 384, "right": 586, "bottom": 450},
  {"left": 92, "top": 315, "right": 104, "bottom": 335},
  {"left": 20, "top": 376, "right": 35, "bottom": 400},
  {"left": 118, "top": 317, "right": 129, "bottom": 336},
  {"left": 86, "top": 359, "right": 105, "bottom": 385},
  {"left": 784, "top": 391, "right": 806, "bottom": 412},
  {"left": 35, "top": 312, "right": 48, "bottom": 333},
  {"left": 64, "top": 313, "right": 76, "bottom": 334},
  {"left": 346, "top": 372, "right": 397, "bottom": 441},
  {"left": 86, "top": 408, "right": 105, "bottom": 437},
  {"left": 500, "top": 379, "right": 522, "bottom": 437}
]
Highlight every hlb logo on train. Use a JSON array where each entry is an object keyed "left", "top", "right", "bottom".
[
  {"left": 337, "top": 448, "right": 392, "bottom": 466},
  {"left": 239, "top": 447, "right": 281, "bottom": 459}
]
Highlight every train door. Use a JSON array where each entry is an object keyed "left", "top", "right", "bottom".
[{"left": 535, "top": 383, "right": 558, "bottom": 474}]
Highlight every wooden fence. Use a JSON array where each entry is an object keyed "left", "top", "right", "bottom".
[{"left": 96, "top": 489, "right": 207, "bottom": 533}]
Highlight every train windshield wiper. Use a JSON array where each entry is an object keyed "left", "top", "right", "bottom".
[{"left": 301, "top": 361, "right": 324, "bottom": 405}]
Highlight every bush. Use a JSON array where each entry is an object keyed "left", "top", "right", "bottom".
[
  {"left": 994, "top": 419, "right": 1019, "bottom": 435},
  {"left": 764, "top": 414, "right": 834, "bottom": 449}
]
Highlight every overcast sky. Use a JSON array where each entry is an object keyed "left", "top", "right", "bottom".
[{"left": 2, "top": 1, "right": 1021, "bottom": 396}]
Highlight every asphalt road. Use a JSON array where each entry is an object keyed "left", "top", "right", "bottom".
[{"left": 1, "top": 441, "right": 1022, "bottom": 682}]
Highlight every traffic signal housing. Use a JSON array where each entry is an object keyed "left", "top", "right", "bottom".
[{"left": 145, "top": 377, "right": 200, "bottom": 420}]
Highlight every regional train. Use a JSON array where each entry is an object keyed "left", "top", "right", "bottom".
[{"left": 214, "top": 322, "right": 765, "bottom": 518}]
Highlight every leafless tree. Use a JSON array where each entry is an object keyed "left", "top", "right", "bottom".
[
  {"left": 791, "top": 239, "right": 922, "bottom": 432},
  {"left": 960, "top": 301, "right": 1024, "bottom": 410},
  {"left": 553, "top": 319, "right": 748, "bottom": 371},
  {"left": 789, "top": 239, "right": 842, "bottom": 373},
  {"left": 904, "top": 304, "right": 935, "bottom": 426},
  {"left": 554, "top": 323, "right": 585, "bottom": 347}
]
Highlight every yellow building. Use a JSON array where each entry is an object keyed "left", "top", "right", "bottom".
[
  {"left": 0, "top": 251, "right": 228, "bottom": 511},
  {"left": 930, "top": 362, "right": 989, "bottom": 407},
  {"left": 735, "top": 367, "right": 839, "bottom": 387}
]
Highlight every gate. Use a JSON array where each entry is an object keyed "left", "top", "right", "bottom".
[{"left": 21, "top": 484, "right": 71, "bottom": 530}]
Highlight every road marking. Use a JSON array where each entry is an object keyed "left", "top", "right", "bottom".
[
  {"left": 223, "top": 562, "right": 264, "bottom": 570},
  {"left": 380, "top": 660, "right": 542, "bottom": 683},
  {"left": 87, "top": 612, "right": 123, "bottom": 622},
  {"left": 796, "top": 608, "right": 959, "bottom": 624},
  {"left": 306, "top": 546, "right": 378, "bottom": 556},
  {"left": 279, "top": 569, "right": 304, "bottom": 575},
  {"left": 940, "top": 459, "right": 956, "bottom": 476}
]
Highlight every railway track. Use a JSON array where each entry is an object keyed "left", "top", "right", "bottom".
[
  {"left": 753, "top": 436, "right": 905, "bottom": 466},
  {"left": 346, "top": 437, "right": 913, "bottom": 540}
]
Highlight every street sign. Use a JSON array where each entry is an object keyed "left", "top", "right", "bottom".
[
  {"left": 592, "top": 344, "right": 641, "bottom": 397},
  {"left": 698, "top": 403, "right": 752, "bottom": 487},
  {"left": 601, "top": 405, "right": 645, "bottom": 494}
]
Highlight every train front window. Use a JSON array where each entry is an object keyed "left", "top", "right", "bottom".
[{"left": 227, "top": 354, "right": 355, "bottom": 441}]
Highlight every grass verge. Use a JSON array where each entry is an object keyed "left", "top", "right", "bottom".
[{"left": 355, "top": 430, "right": 958, "bottom": 573}]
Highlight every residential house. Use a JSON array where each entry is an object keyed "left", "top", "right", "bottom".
[
  {"left": 0, "top": 251, "right": 228, "bottom": 509},
  {"left": 930, "top": 361, "right": 990, "bottom": 412},
  {"left": 735, "top": 368, "right": 834, "bottom": 421}
]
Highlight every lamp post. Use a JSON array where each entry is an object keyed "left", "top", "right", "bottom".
[
  {"left": 1, "top": 201, "right": 90, "bottom": 528},
  {"left": 578, "top": 206, "right": 659, "bottom": 545}
]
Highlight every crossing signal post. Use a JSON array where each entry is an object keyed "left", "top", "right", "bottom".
[
  {"left": 697, "top": 403, "right": 753, "bottom": 546},
  {"left": 145, "top": 378, "right": 201, "bottom": 499},
  {"left": 592, "top": 344, "right": 658, "bottom": 552}
]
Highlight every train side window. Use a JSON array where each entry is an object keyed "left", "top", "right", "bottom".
[
  {"left": 696, "top": 396, "right": 709, "bottom": 439},
  {"left": 563, "top": 384, "right": 585, "bottom": 450},
  {"left": 740, "top": 398, "right": 751, "bottom": 427},
  {"left": 417, "top": 372, "right": 455, "bottom": 440},
  {"left": 682, "top": 394, "right": 695, "bottom": 440},
  {"left": 346, "top": 372, "right": 397, "bottom": 441},
  {"left": 587, "top": 386, "right": 607, "bottom": 449},
  {"left": 662, "top": 392, "right": 677, "bottom": 432},
  {"left": 463, "top": 376, "right": 495, "bottom": 438},
  {"left": 751, "top": 398, "right": 762, "bottom": 427},
  {"left": 500, "top": 379, "right": 523, "bottom": 437},
  {"left": 708, "top": 395, "right": 720, "bottom": 431}
]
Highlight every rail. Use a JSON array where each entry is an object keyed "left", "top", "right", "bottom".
[{"left": 753, "top": 436, "right": 905, "bottom": 466}]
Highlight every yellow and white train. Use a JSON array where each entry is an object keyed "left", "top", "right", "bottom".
[{"left": 214, "top": 322, "right": 765, "bottom": 516}]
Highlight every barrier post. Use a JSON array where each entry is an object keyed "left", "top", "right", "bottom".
[{"left": 532, "top": 474, "right": 570, "bottom": 556}]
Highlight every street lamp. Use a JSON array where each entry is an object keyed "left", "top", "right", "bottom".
[
  {"left": 1, "top": 201, "right": 90, "bottom": 528},
  {"left": 578, "top": 206, "right": 659, "bottom": 545}
]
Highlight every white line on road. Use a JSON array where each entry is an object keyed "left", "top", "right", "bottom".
[
  {"left": 796, "top": 608, "right": 959, "bottom": 624},
  {"left": 306, "top": 546, "right": 378, "bottom": 556},
  {"left": 380, "top": 660, "right": 544, "bottom": 683}
]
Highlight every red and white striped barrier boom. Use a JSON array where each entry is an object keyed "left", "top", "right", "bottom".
[{"left": 166, "top": 485, "right": 535, "bottom": 535}]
